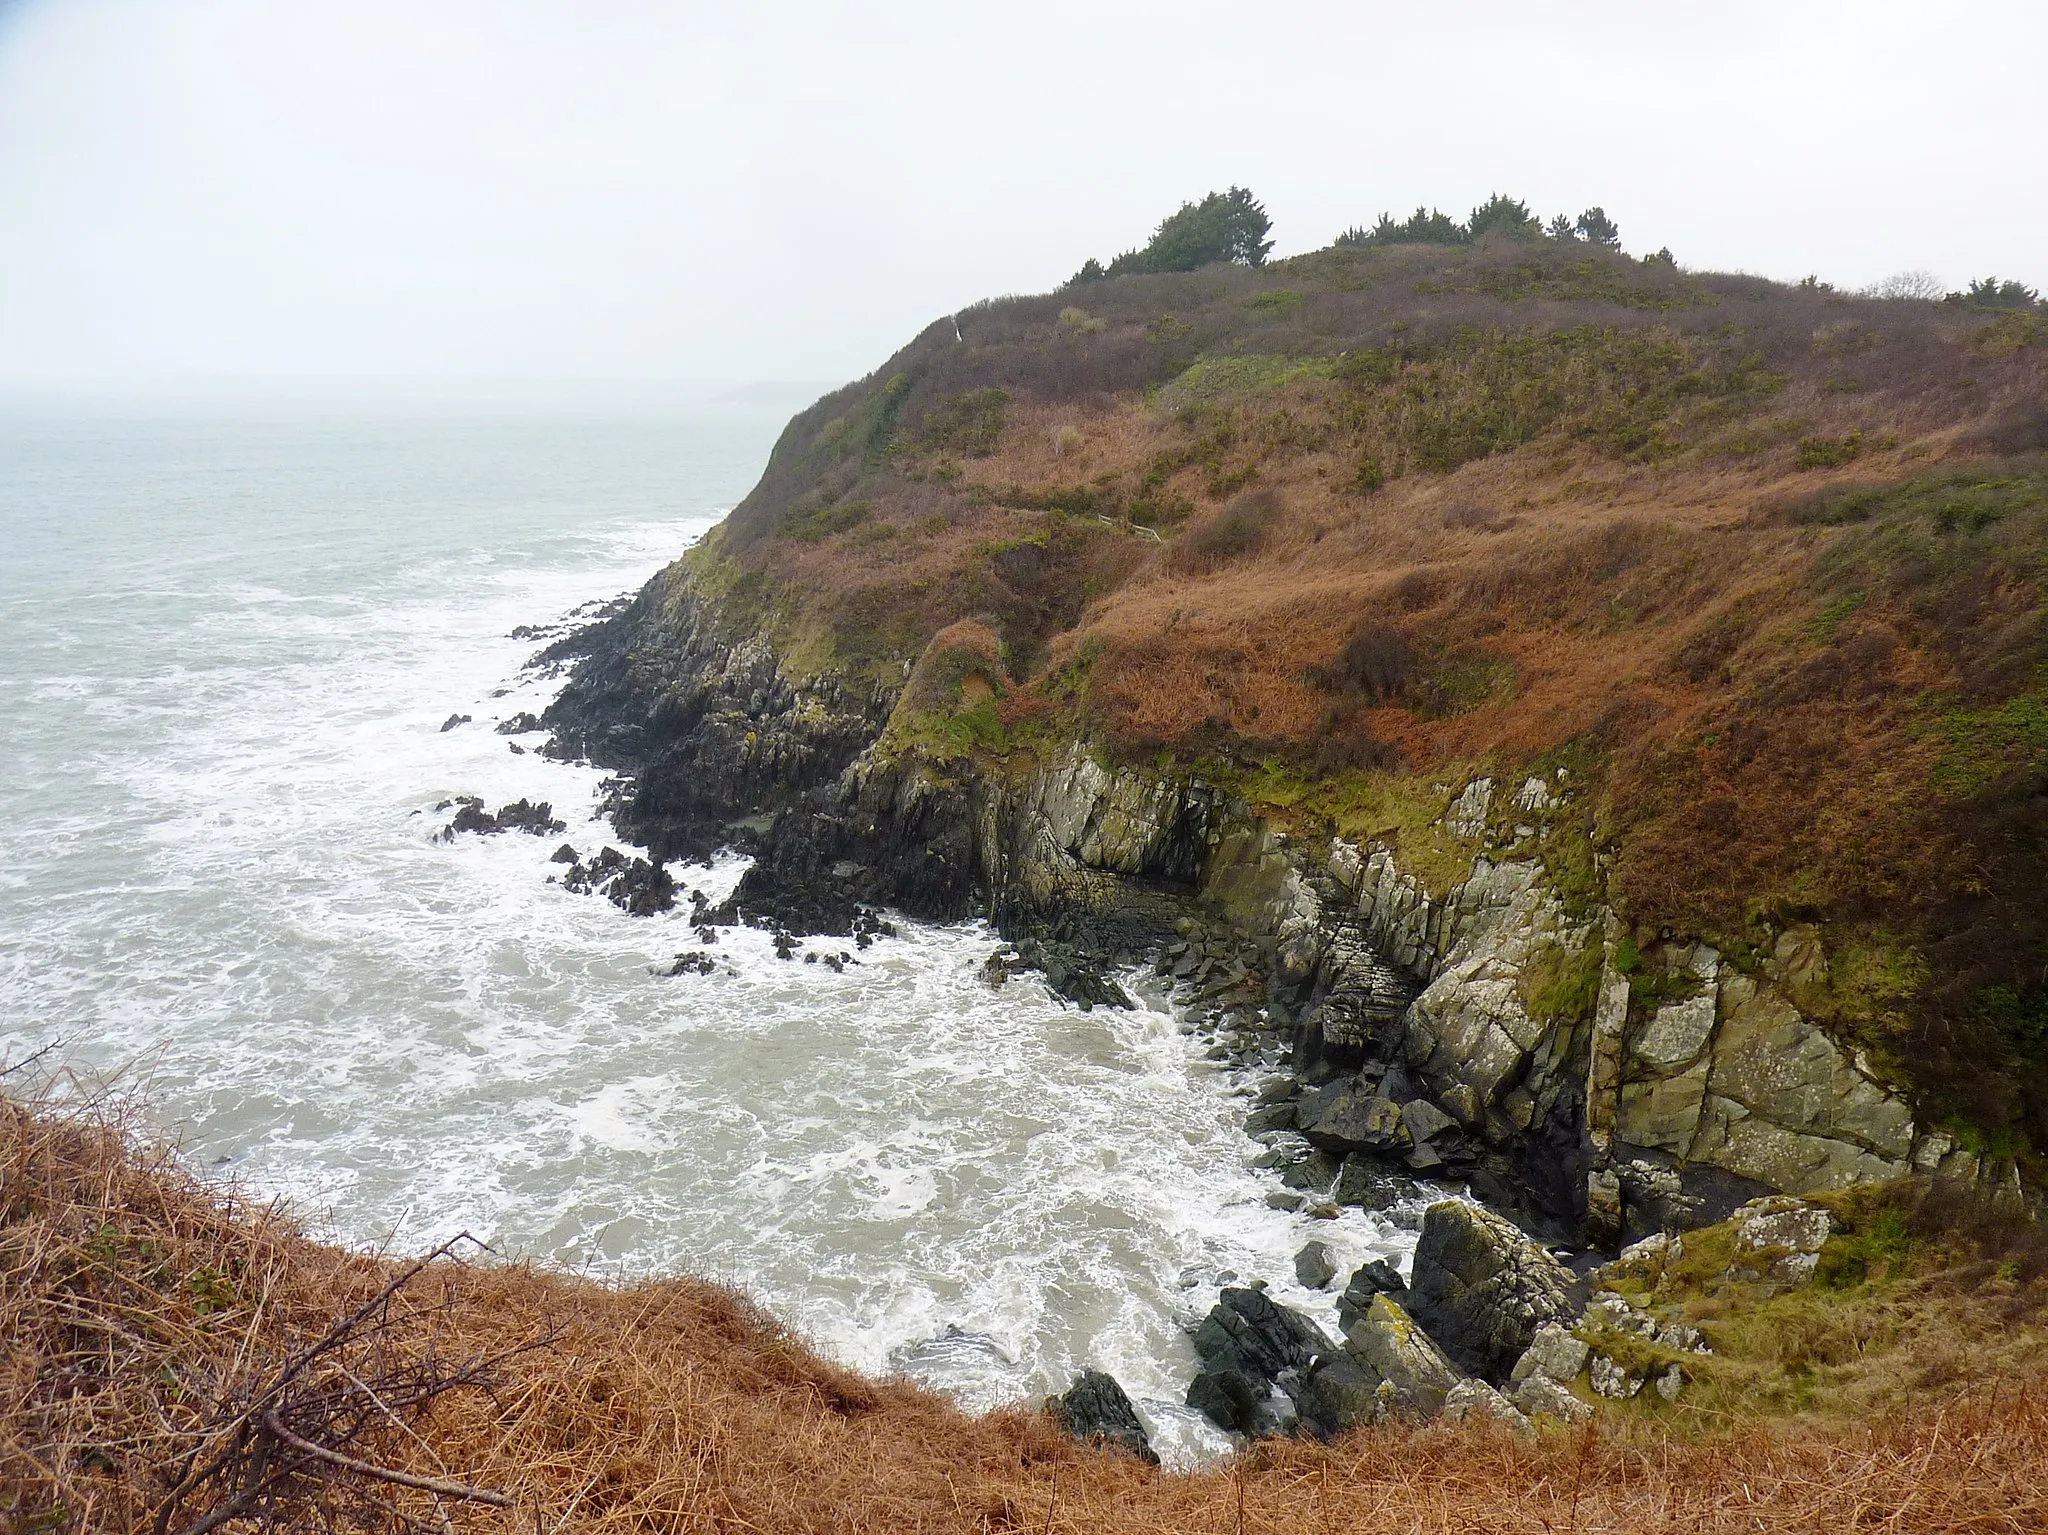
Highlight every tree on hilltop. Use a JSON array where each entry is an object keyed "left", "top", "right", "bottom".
[
  {"left": 1573, "top": 206, "right": 1620, "bottom": 247},
  {"left": 1335, "top": 206, "right": 1466, "bottom": 248},
  {"left": 1068, "top": 187, "right": 1273, "bottom": 285},
  {"left": 1950, "top": 276, "right": 2040, "bottom": 311},
  {"left": 1466, "top": 192, "right": 1539, "bottom": 241}
]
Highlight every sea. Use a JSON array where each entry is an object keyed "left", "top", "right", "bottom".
[{"left": 0, "top": 395, "right": 1424, "bottom": 1467}]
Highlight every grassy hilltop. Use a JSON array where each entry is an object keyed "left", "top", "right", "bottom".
[{"left": 668, "top": 208, "right": 2048, "bottom": 1165}]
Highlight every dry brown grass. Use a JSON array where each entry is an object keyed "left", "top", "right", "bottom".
[{"left": 8, "top": 1090, "right": 2048, "bottom": 1533}]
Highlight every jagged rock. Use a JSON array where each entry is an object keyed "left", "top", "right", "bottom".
[
  {"left": 1294, "top": 1240, "right": 1337, "bottom": 1289},
  {"left": 1583, "top": 1292, "right": 1658, "bottom": 1340},
  {"left": 1333, "top": 1156, "right": 1408, "bottom": 1211},
  {"left": 1407, "top": 1202, "right": 1576, "bottom": 1383},
  {"left": 1335, "top": 1258, "right": 1407, "bottom": 1331},
  {"left": 1342, "top": 1294, "right": 1463, "bottom": 1420},
  {"left": 439, "top": 713, "right": 470, "bottom": 731},
  {"left": 1442, "top": 1378, "right": 1530, "bottom": 1428},
  {"left": 560, "top": 847, "right": 677, "bottom": 915},
  {"left": 1599, "top": 1230, "right": 1682, "bottom": 1287},
  {"left": 1588, "top": 1353, "right": 1641, "bottom": 1399},
  {"left": 1654, "top": 1364, "right": 1686, "bottom": 1402},
  {"left": 1401, "top": 1098, "right": 1459, "bottom": 1144},
  {"left": 550, "top": 843, "right": 579, "bottom": 864},
  {"left": 1511, "top": 1374, "right": 1593, "bottom": 1423},
  {"left": 438, "top": 797, "right": 566, "bottom": 840},
  {"left": 1293, "top": 1350, "right": 1385, "bottom": 1438},
  {"left": 1051, "top": 1370, "right": 1157, "bottom": 1464},
  {"left": 495, "top": 711, "right": 544, "bottom": 735},
  {"left": 1186, "top": 1288, "right": 1332, "bottom": 1435},
  {"left": 1509, "top": 1322, "right": 1589, "bottom": 1386}
]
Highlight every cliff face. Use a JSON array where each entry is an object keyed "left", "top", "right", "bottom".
[{"left": 546, "top": 238, "right": 2048, "bottom": 1231}]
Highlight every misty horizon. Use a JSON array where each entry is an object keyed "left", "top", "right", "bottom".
[{"left": 2, "top": 0, "right": 2044, "bottom": 397}]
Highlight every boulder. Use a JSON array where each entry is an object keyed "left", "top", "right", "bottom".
[
  {"left": 1051, "top": 1370, "right": 1157, "bottom": 1464},
  {"left": 1294, "top": 1240, "right": 1338, "bottom": 1290},
  {"left": 1298, "top": 1084, "right": 1411, "bottom": 1156},
  {"left": 1342, "top": 1294, "right": 1463, "bottom": 1420},
  {"left": 1186, "top": 1288, "right": 1332, "bottom": 1435},
  {"left": 1511, "top": 1373, "right": 1593, "bottom": 1423},
  {"left": 1407, "top": 1202, "right": 1575, "bottom": 1383},
  {"left": 1730, "top": 1196, "right": 1833, "bottom": 1284},
  {"left": 1509, "top": 1322, "right": 1589, "bottom": 1386},
  {"left": 1293, "top": 1351, "right": 1385, "bottom": 1439}
]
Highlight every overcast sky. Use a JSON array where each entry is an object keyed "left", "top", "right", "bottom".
[{"left": 1, "top": 0, "right": 2042, "bottom": 396}]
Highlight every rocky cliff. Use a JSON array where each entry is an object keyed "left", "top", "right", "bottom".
[{"left": 544, "top": 235, "right": 2048, "bottom": 1238}]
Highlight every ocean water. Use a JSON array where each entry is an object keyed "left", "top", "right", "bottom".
[{"left": 0, "top": 401, "right": 1422, "bottom": 1466}]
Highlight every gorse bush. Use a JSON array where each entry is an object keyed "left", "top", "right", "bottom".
[
  {"left": 1168, "top": 487, "right": 1283, "bottom": 573},
  {"left": 914, "top": 388, "right": 1010, "bottom": 456}
]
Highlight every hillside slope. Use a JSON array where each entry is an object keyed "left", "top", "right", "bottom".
[{"left": 547, "top": 235, "right": 2048, "bottom": 1181}]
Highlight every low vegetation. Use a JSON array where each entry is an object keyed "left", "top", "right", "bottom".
[
  {"left": 8, "top": 1091, "right": 2047, "bottom": 1533},
  {"left": 665, "top": 190, "right": 2048, "bottom": 1167}
]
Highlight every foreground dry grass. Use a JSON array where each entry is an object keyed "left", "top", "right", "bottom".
[{"left": 6, "top": 1091, "right": 2046, "bottom": 1534}]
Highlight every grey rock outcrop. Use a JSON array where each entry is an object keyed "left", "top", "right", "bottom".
[
  {"left": 1407, "top": 1202, "right": 1576, "bottom": 1383},
  {"left": 1342, "top": 1294, "right": 1463, "bottom": 1420},
  {"left": 1509, "top": 1322, "right": 1590, "bottom": 1388}
]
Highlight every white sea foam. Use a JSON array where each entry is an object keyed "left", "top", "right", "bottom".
[{"left": 0, "top": 409, "right": 1427, "bottom": 1471}]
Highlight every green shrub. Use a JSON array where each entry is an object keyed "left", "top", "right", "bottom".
[
  {"left": 1353, "top": 456, "right": 1385, "bottom": 494},
  {"left": 1796, "top": 432, "right": 1863, "bottom": 470},
  {"left": 916, "top": 388, "right": 1010, "bottom": 457},
  {"left": 781, "top": 499, "right": 874, "bottom": 542}
]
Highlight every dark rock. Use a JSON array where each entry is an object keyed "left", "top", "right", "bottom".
[
  {"left": 664, "top": 951, "right": 716, "bottom": 976},
  {"left": 439, "top": 713, "right": 471, "bottom": 732},
  {"left": 1407, "top": 1202, "right": 1576, "bottom": 1383},
  {"left": 1333, "top": 1156, "right": 1409, "bottom": 1211},
  {"left": 561, "top": 847, "right": 677, "bottom": 915},
  {"left": 1280, "top": 1149, "right": 1342, "bottom": 1193},
  {"left": 1294, "top": 1350, "right": 1382, "bottom": 1439},
  {"left": 1401, "top": 1098, "right": 1459, "bottom": 1144},
  {"left": 496, "top": 711, "right": 545, "bottom": 735},
  {"left": 1051, "top": 1370, "right": 1157, "bottom": 1464},
  {"left": 1244, "top": 1101, "right": 1296, "bottom": 1135},
  {"left": 1298, "top": 1082, "right": 1412, "bottom": 1156},
  {"left": 438, "top": 797, "right": 566, "bottom": 840},
  {"left": 1335, "top": 1258, "right": 1408, "bottom": 1331},
  {"left": 1294, "top": 1240, "right": 1337, "bottom": 1289},
  {"left": 1185, "top": 1287, "right": 1334, "bottom": 1436},
  {"left": 508, "top": 741, "right": 526, "bottom": 754},
  {"left": 550, "top": 843, "right": 580, "bottom": 864}
]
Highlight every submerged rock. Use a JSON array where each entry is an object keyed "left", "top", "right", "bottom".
[{"left": 1051, "top": 1370, "right": 1157, "bottom": 1464}]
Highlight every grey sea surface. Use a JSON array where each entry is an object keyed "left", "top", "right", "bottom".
[{"left": 0, "top": 401, "right": 1419, "bottom": 1466}]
